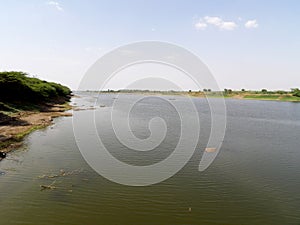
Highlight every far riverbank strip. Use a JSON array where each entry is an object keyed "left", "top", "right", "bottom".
[{"left": 87, "top": 90, "right": 300, "bottom": 102}]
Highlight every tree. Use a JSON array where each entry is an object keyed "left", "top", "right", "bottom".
[
  {"left": 241, "top": 88, "right": 245, "bottom": 92},
  {"left": 291, "top": 88, "right": 300, "bottom": 97},
  {"left": 276, "top": 90, "right": 286, "bottom": 95},
  {"left": 261, "top": 89, "right": 268, "bottom": 93},
  {"left": 224, "top": 89, "right": 232, "bottom": 94}
]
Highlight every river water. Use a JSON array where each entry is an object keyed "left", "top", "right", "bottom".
[{"left": 0, "top": 92, "right": 300, "bottom": 225}]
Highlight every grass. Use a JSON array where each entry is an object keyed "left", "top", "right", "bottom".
[
  {"left": 14, "top": 125, "right": 47, "bottom": 140},
  {"left": 0, "top": 139, "right": 18, "bottom": 150},
  {"left": 0, "top": 102, "right": 18, "bottom": 112},
  {"left": 242, "top": 94, "right": 300, "bottom": 102},
  {"left": 243, "top": 94, "right": 281, "bottom": 100},
  {"left": 0, "top": 125, "right": 47, "bottom": 150},
  {"left": 279, "top": 95, "right": 300, "bottom": 102}
]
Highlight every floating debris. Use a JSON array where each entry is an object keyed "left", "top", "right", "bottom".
[
  {"left": 40, "top": 180, "right": 57, "bottom": 191},
  {"left": 38, "top": 174, "right": 59, "bottom": 179},
  {"left": 37, "top": 168, "right": 83, "bottom": 179},
  {"left": 73, "top": 107, "right": 96, "bottom": 111},
  {"left": 38, "top": 168, "right": 83, "bottom": 192},
  {"left": 3, "top": 157, "right": 22, "bottom": 163},
  {"left": 205, "top": 148, "right": 217, "bottom": 153},
  {"left": 3, "top": 167, "right": 17, "bottom": 172}
]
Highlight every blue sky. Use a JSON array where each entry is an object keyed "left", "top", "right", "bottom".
[{"left": 0, "top": 0, "right": 300, "bottom": 90}]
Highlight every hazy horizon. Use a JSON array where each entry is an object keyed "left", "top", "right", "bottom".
[{"left": 1, "top": 0, "right": 300, "bottom": 90}]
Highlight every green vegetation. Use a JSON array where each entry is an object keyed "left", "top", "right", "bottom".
[
  {"left": 0, "top": 71, "right": 72, "bottom": 119},
  {"left": 0, "top": 124, "right": 47, "bottom": 150},
  {"left": 0, "top": 71, "right": 72, "bottom": 152},
  {"left": 279, "top": 95, "right": 300, "bottom": 101},
  {"left": 15, "top": 125, "right": 46, "bottom": 139},
  {"left": 291, "top": 88, "right": 300, "bottom": 97},
  {"left": 96, "top": 88, "right": 300, "bottom": 102},
  {"left": 244, "top": 94, "right": 281, "bottom": 100},
  {"left": 0, "top": 71, "right": 71, "bottom": 104},
  {"left": 215, "top": 88, "right": 300, "bottom": 101}
]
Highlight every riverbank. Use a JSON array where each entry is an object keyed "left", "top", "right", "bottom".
[
  {"left": 90, "top": 90, "right": 300, "bottom": 102},
  {"left": 0, "top": 103, "right": 72, "bottom": 153},
  {"left": 0, "top": 71, "right": 73, "bottom": 153},
  {"left": 186, "top": 91, "right": 300, "bottom": 101}
]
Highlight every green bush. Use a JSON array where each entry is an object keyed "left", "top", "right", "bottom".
[
  {"left": 291, "top": 88, "right": 300, "bottom": 97},
  {"left": 0, "top": 71, "right": 71, "bottom": 103}
]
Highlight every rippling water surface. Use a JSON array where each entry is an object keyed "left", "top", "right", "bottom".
[{"left": 1, "top": 92, "right": 300, "bottom": 225}]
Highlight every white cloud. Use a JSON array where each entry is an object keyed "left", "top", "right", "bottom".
[
  {"left": 194, "top": 16, "right": 258, "bottom": 31},
  {"left": 195, "top": 21, "right": 207, "bottom": 30},
  {"left": 220, "top": 21, "right": 237, "bottom": 30},
  {"left": 204, "top": 16, "right": 223, "bottom": 26},
  {"left": 203, "top": 16, "right": 237, "bottom": 30},
  {"left": 47, "top": 1, "right": 63, "bottom": 11},
  {"left": 245, "top": 20, "right": 258, "bottom": 29}
]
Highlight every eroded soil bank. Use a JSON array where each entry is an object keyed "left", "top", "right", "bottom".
[{"left": 0, "top": 103, "right": 72, "bottom": 153}]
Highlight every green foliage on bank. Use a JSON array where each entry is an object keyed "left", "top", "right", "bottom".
[
  {"left": 243, "top": 94, "right": 281, "bottom": 100},
  {"left": 0, "top": 71, "right": 71, "bottom": 103},
  {"left": 291, "top": 88, "right": 300, "bottom": 97}
]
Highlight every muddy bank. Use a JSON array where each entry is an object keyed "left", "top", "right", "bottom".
[{"left": 0, "top": 103, "right": 72, "bottom": 153}]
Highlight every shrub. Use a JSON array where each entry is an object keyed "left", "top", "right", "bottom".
[
  {"left": 291, "top": 88, "right": 300, "bottom": 97},
  {"left": 0, "top": 71, "right": 71, "bottom": 103}
]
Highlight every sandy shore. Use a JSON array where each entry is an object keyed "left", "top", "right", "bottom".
[{"left": 0, "top": 104, "right": 72, "bottom": 153}]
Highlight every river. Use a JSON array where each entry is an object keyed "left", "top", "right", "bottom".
[{"left": 1, "top": 92, "right": 300, "bottom": 225}]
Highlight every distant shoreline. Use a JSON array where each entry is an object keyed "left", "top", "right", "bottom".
[{"left": 81, "top": 90, "right": 300, "bottom": 102}]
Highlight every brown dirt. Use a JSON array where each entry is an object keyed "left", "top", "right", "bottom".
[{"left": 0, "top": 104, "right": 72, "bottom": 153}]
